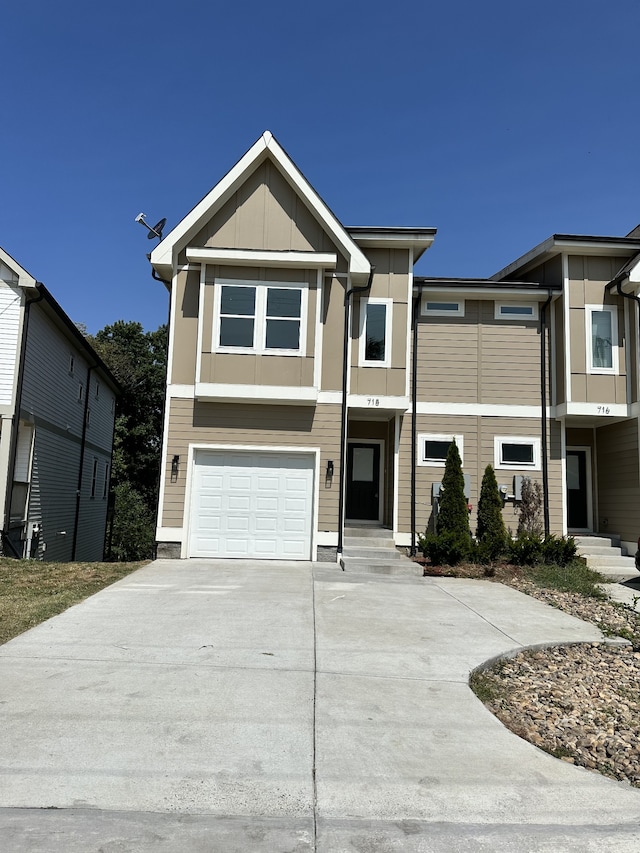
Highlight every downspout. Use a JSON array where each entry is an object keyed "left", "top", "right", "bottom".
[
  {"left": 409, "top": 283, "right": 424, "bottom": 556},
  {"left": 336, "top": 266, "right": 375, "bottom": 563},
  {"left": 540, "top": 288, "right": 553, "bottom": 537},
  {"left": 71, "top": 363, "right": 96, "bottom": 560},
  {"left": 1, "top": 286, "right": 45, "bottom": 558}
]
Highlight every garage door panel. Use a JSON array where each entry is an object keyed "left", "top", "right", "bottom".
[{"left": 189, "top": 450, "right": 314, "bottom": 559}]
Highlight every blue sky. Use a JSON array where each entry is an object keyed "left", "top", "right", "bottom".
[{"left": 2, "top": 0, "right": 639, "bottom": 333}]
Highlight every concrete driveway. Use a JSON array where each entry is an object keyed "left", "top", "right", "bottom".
[{"left": 1, "top": 560, "right": 640, "bottom": 851}]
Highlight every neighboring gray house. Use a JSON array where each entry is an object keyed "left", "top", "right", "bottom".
[{"left": 0, "top": 247, "right": 119, "bottom": 561}]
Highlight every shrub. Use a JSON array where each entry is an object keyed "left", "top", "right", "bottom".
[
  {"left": 541, "top": 534, "right": 577, "bottom": 568},
  {"left": 437, "top": 440, "right": 469, "bottom": 538},
  {"left": 419, "top": 531, "right": 471, "bottom": 566},
  {"left": 476, "top": 465, "right": 507, "bottom": 559},
  {"left": 508, "top": 532, "right": 543, "bottom": 566},
  {"left": 518, "top": 478, "right": 543, "bottom": 536},
  {"left": 109, "top": 482, "right": 155, "bottom": 562}
]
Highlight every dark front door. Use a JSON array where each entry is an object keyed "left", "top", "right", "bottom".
[
  {"left": 346, "top": 443, "right": 381, "bottom": 521},
  {"left": 566, "top": 449, "right": 589, "bottom": 529}
]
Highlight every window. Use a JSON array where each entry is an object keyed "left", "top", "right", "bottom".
[
  {"left": 359, "top": 298, "right": 392, "bottom": 367},
  {"left": 586, "top": 305, "right": 618, "bottom": 374},
  {"left": 69, "top": 354, "right": 75, "bottom": 375},
  {"left": 495, "top": 436, "right": 540, "bottom": 470},
  {"left": 77, "top": 383, "right": 84, "bottom": 402},
  {"left": 86, "top": 408, "right": 91, "bottom": 426},
  {"left": 422, "top": 299, "right": 465, "bottom": 317},
  {"left": 103, "top": 462, "right": 109, "bottom": 499},
  {"left": 418, "top": 434, "right": 464, "bottom": 467},
  {"left": 95, "top": 381, "right": 100, "bottom": 399},
  {"left": 214, "top": 280, "right": 306, "bottom": 355},
  {"left": 90, "top": 458, "right": 98, "bottom": 498},
  {"left": 495, "top": 303, "right": 538, "bottom": 321}
]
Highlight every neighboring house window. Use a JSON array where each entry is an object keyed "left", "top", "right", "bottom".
[
  {"left": 90, "top": 458, "right": 98, "bottom": 498},
  {"left": 69, "top": 354, "right": 75, "bottom": 375},
  {"left": 586, "top": 305, "right": 618, "bottom": 374},
  {"left": 77, "top": 383, "right": 84, "bottom": 402},
  {"left": 495, "top": 437, "right": 540, "bottom": 470},
  {"left": 495, "top": 303, "right": 538, "bottom": 321},
  {"left": 418, "top": 434, "right": 464, "bottom": 467},
  {"left": 103, "top": 462, "right": 109, "bottom": 499},
  {"left": 95, "top": 381, "right": 100, "bottom": 398},
  {"left": 422, "top": 299, "right": 465, "bottom": 317},
  {"left": 86, "top": 408, "right": 91, "bottom": 426},
  {"left": 214, "top": 280, "right": 306, "bottom": 355},
  {"left": 359, "top": 298, "right": 392, "bottom": 367}
]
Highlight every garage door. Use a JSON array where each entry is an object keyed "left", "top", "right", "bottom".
[{"left": 188, "top": 450, "right": 315, "bottom": 559}]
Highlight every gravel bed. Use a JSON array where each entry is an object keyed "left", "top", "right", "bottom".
[{"left": 473, "top": 579, "right": 640, "bottom": 787}]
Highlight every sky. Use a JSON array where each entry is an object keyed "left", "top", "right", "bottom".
[{"left": 2, "top": 0, "right": 639, "bottom": 334}]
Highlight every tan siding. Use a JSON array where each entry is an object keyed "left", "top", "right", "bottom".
[
  {"left": 161, "top": 400, "right": 342, "bottom": 531},
  {"left": 397, "top": 415, "right": 563, "bottom": 537},
  {"left": 171, "top": 269, "right": 200, "bottom": 384},
  {"left": 553, "top": 297, "right": 565, "bottom": 404},
  {"left": 321, "top": 275, "right": 346, "bottom": 391},
  {"left": 596, "top": 419, "right": 640, "bottom": 542}
]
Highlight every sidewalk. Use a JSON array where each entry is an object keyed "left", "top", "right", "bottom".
[{"left": 0, "top": 560, "right": 639, "bottom": 851}]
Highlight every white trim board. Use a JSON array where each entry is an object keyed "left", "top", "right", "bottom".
[
  {"left": 416, "top": 402, "right": 550, "bottom": 418},
  {"left": 186, "top": 247, "right": 337, "bottom": 269}
]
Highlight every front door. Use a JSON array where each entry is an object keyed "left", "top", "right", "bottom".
[
  {"left": 346, "top": 442, "right": 381, "bottom": 521},
  {"left": 566, "top": 449, "right": 589, "bottom": 530}
]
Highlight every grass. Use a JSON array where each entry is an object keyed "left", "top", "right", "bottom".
[
  {"left": 0, "top": 557, "right": 146, "bottom": 645},
  {"left": 524, "top": 559, "right": 608, "bottom": 599},
  {"left": 469, "top": 669, "right": 506, "bottom": 703}
]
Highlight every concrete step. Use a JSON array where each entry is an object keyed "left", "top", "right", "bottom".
[
  {"left": 574, "top": 535, "right": 622, "bottom": 548},
  {"left": 576, "top": 545, "right": 624, "bottom": 557},
  {"left": 342, "top": 546, "right": 404, "bottom": 560},
  {"left": 343, "top": 536, "right": 397, "bottom": 549},
  {"left": 589, "top": 562, "right": 639, "bottom": 583},
  {"left": 344, "top": 526, "right": 393, "bottom": 539},
  {"left": 340, "top": 556, "right": 422, "bottom": 577}
]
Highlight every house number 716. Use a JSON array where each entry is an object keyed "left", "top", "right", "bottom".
[
  {"left": 596, "top": 406, "right": 610, "bottom": 415},
  {"left": 367, "top": 397, "right": 380, "bottom": 407}
]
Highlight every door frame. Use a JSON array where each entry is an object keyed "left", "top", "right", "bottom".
[
  {"left": 566, "top": 445, "right": 593, "bottom": 533},
  {"left": 345, "top": 438, "right": 384, "bottom": 524}
]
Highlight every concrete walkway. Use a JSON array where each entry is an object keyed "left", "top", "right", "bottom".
[{"left": 1, "top": 560, "right": 640, "bottom": 851}]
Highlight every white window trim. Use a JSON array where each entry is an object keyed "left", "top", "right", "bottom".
[
  {"left": 417, "top": 434, "right": 464, "bottom": 467},
  {"left": 422, "top": 298, "right": 465, "bottom": 317},
  {"left": 494, "top": 302, "right": 538, "bottom": 321},
  {"left": 494, "top": 436, "right": 541, "bottom": 470},
  {"left": 212, "top": 278, "right": 308, "bottom": 357},
  {"left": 358, "top": 297, "right": 392, "bottom": 368},
  {"left": 585, "top": 304, "right": 619, "bottom": 375}
]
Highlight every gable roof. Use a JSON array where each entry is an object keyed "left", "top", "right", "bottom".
[
  {"left": 150, "top": 131, "right": 372, "bottom": 282},
  {"left": 0, "top": 246, "right": 36, "bottom": 288}
]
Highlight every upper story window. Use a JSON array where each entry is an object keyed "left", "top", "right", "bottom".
[
  {"left": 214, "top": 280, "right": 306, "bottom": 356},
  {"left": 422, "top": 299, "right": 465, "bottom": 317},
  {"left": 586, "top": 305, "right": 618, "bottom": 374},
  {"left": 418, "top": 434, "right": 464, "bottom": 467},
  {"left": 359, "top": 298, "right": 392, "bottom": 367},
  {"left": 495, "top": 303, "right": 538, "bottom": 321}
]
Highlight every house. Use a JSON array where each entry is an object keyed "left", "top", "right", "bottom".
[
  {"left": 0, "top": 248, "right": 119, "bottom": 561},
  {"left": 150, "top": 131, "right": 640, "bottom": 562}
]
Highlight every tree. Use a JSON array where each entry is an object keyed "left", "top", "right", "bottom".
[
  {"left": 476, "top": 465, "right": 507, "bottom": 558},
  {"left": 88, "top": 321, "right": 168, "bottom": 559},
  {"left": 518, "top": 477, "right": 543, "bottom": 536},
  {"left": 437, "top": 440, "right": 469, "bottom": 538}
]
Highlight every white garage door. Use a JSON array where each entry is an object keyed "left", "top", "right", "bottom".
[{"left": 188, "top": 450, "right": 315, "bottom": 559}]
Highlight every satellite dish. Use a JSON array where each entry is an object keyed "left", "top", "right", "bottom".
[{"left": 148, "top": 218, "right": 167, "bottom": 240}]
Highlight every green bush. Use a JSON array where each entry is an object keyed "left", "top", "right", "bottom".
[
  {"left": 109, "top": 482, "right": 155, "bottom": 562},
  {"left": 541, "top": 534, "right": 577, "bottom": 568},
  {"left": 419, "top": 531, "right": 471, "bottom": 566},
  {"left": 437, "top": 440, "right": 469, "bottom": 538},
  {"left": 476, "top": 465, "right": 507, "bottom": 559},
  {"left": 508, "top": 533, "right": 543, "bottom": 566}
]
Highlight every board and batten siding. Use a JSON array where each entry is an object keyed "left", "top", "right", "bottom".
[
  {"left": 595, "top": 419, "right": 640, "bottom": 544},
  {"left": 397, "top": 415, "right": 563, "bottom": 537},
  {"left": 415, "top": 300, "right": 547, "bottom": 407},
  {"left": 161, "top": 399, "right": 342, "bottom": 533},
  {"left": 0, "top": 281, "right": 23, "bottom": 408}
]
